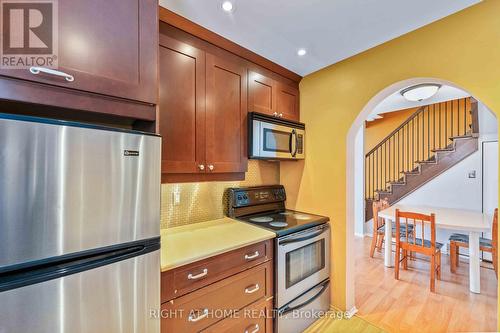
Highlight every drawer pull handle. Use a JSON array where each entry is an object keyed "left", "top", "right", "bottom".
[
  {"left": 188, "top": 308, "right": 209, "bottom": 322},
  {"left": 244, "top": 251, "right": 260, "bottom": 260},
  {"left": 244, "top": 324, "right": 260, "bottom": 333},
  {"left": 244, "top": 284, "right": 260, "bottom": 294},
  {"left": 187, "top": 269, "right": 208, "bottom": 280},
  {"left": 29, "top": 66, "right": 75, "bottom": 82}
]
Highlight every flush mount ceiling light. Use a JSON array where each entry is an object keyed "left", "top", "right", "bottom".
[
  {"left": 401, "top": 84, "right": 441, "bottom": 102},
  {"left": 221, "top": 1, "right": 234, "bottom": 12},
  {"left": 297, "top": 48, "right": 307, "bottom": 56}
]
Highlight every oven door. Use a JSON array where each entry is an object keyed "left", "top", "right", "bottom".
[
  {"left": 252, "top": 120, "right": 305, "bottom": 159},
  {"left": 276, "top": 224, "right": 330, "bottom": 307}
]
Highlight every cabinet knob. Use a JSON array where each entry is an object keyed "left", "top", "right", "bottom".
[
  {"left": 198, "top": 164, "right": 205, "bottom": 171},
  {"left": 208, "top": 164, "right": 214, "bottom": 171}
]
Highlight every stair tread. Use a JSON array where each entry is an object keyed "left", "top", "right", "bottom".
[
  {"left": 402, "top": 170, "right": 420, "bottom": 175},
  {"left": 432, "top": 147, "right": 455, "bottom": 153},
  {"left": 450, "top": 134, "right": 473, "bottom": 140}
]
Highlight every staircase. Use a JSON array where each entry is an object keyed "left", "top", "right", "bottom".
[{"left": 365, "top": 97, "right": 479, "bottom": 221}]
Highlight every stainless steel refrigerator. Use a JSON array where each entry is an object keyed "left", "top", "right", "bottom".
[{"left": 0, "top": 113, "right": 161, "bottom": 332}]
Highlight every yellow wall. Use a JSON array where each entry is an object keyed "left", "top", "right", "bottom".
[
  {"left": 281, "top": 0, "right": 500, "bottom": 313},
  {"left": 365, "top": 108, "right": 417, "bottom": 153}
]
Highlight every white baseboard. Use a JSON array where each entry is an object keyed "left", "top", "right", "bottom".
[{"left": 345, "top": 306, "right": 358, "bottom": 318}]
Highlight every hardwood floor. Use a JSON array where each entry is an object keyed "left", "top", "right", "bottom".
[
  {"left": 304, "top": 311, "right": 385, "bottom": 333},
  {"left": 355, "top": 236, "right": 497, "bottom": 332}
]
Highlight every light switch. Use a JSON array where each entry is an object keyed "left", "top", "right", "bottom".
[{"left": 468, "top": 170, "right": 476, "bottom": 179}]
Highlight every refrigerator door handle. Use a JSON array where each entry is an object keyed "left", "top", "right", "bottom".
[
  {"left": 279, "top": 279, "right": 330, "bottom": 316},
  {"left": 0, "top": 237, "right": 160, "bottom": 293}
]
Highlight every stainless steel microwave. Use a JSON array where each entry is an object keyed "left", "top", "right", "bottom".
[{"left": 249, "top": 112, "right": 305, "bottom": 160}]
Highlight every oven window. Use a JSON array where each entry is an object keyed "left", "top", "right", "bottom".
[
  {"left": 285, "top": 239, "right": 325, "bottom": 288},
  {"left": 263, "top": 129, "right": 290, "bottom": 153}
]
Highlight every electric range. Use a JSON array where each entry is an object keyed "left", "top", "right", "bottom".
[
  {"left": 227, "top": 185, "right": 329, "bottom": 236},
  {"left": 227, "top": 185, "right": 331, "bottom": 333}
]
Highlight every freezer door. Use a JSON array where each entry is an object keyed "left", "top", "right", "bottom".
[
  {"left": 0, "top": 250, "right": 160, "bottom": 333},
  {"left": 0, "top": 115, "right": 161, "bottom": 268}
]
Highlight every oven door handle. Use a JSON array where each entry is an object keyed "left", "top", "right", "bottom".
[
  {"left": 279, "top": 226, "right": 328, "bottom": 245},
  {"left": 279, "top": 279, "right": 330, "bottom": 315}
]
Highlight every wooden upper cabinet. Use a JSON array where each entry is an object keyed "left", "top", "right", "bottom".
[
  {"left": 0, "top": 0, "right": 157, "bottom": 104},
  {"left": 248, "top": 71, "right": 276, "bottom": 115},
  {"left": 276, "top": 82, "right": 300, "bottom": 121},
  {"left": 159, "top": 35, "right": 205, "bottom": 175},
  {"left": 248, "top": 70, "right": 299, "bottom": 121},
  {"left": 205, "top": 54, "right": 248, "bottom": 174},
  {"left": 158, "top": 34, "right": 248, "bottom": 181}
]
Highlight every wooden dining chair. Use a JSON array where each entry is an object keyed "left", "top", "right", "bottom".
[
  {"left": 395, "top": 209, "right": 443, "bottom": 292},
  {"left": 449, "top": 208, "right": 498, "bottom": 278},
  {"left": 370, "top": 199, "right": 389, "bottom": 257},
  {"left": 370, "top": 200, "right": 414, "bottom": 258}
]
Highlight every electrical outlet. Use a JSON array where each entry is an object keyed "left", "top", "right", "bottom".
[
  {"left": 172, "top": 191, "right": 181, "bottom": 206},
  {"left": 468, "top": 170, "right": 476, "bottom": 179}
]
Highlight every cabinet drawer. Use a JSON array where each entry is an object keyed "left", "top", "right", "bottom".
[
  {"left": 201, "top": 297, "right": 274, "bottom": 333},
  {"left": 162, "top": 240, "right": 273, "bottom": 302},
  {"left": 161, "top": 261, "right": 273, "bottom": 333}
]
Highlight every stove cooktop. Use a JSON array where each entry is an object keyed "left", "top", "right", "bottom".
[{"left": 238, "top": 209, "right": 329, "bottom": 237}]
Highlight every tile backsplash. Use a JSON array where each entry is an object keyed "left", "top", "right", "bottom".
[{"left": 160, "top": 160, "right": 280, "bottom": 229}]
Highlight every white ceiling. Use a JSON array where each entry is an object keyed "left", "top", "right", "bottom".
[
  {"left": 159, "top": 0, "right": 480, "bottom": 76},
  {"left": 367, "top": 85, "right": 470, "bottom": 121}
]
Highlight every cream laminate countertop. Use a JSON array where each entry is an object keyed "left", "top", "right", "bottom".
[{"left": 160, "top": 217, "right": 275, "bottom": 272}]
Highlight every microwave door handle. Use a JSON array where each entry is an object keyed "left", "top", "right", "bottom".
[
  {"left": 279, "top": 279, "right": 330, "bottom": 315},
  {"left": 279, "top": 226, "right": 328, "bottom": 245},
  {"left": 290, "top": 129, "right": 297, "bottom": 157}
]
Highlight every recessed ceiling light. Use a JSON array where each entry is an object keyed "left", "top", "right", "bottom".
[
  {"left": 401, "top": 84, "right": 441, "bottom": 102},
  {"left": 297, "top": 49, "right": 307, "bottom": 56},
  {"left": 221, "top": 1, "right": 234, "bottom": 12}
]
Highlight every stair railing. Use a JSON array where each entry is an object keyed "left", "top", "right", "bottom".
[{"left": 365, "top": 97, "right": 477, "bottom": 201}]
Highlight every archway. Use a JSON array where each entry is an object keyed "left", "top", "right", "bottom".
[{"left": 345, "top": 77, "right": 497, "bottom": 313}]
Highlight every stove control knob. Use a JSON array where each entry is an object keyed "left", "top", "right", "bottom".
[{"left": 243, "top": 194, "right": 248, "bottom": 200}]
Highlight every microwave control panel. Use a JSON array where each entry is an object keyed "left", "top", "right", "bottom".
[{"left": 297, "top": 134, "right": 304, "bottom": 154}]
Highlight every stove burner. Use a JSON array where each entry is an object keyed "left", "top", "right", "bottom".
[
  {"left": 293, "top": 214, "right": 311, "bottom": 220},
  {"left": 250, "top": 216, "right": 273, "bottom": 223},
  {"left": 270, "top": 222, "right": 288, "bottom": 228}
]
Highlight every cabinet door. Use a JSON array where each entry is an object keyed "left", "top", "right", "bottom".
[
  {"left": 159, "top": 35, "right": 206, "bottom": 174},
  {"left": 0, "top": 0, "right": 157, "bottom": 104},
  {"left": 248, "top": 71, "right": 277, "bottom": 116},
  {"left": 276, "top": 82, "right": 300, "bottom": 121},
  {"left": 205, "top": 54, "right": 248, "bottom": 173}
]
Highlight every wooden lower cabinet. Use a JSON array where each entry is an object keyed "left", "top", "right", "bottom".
[
  {"left": 161, "top": 240, "right": 272, "bottom": 302},
  {"left": 201, "top": 297, "right": 273, "bottom": 333},
  {"left": 161, "top": 240, "right": 274, "bottom": 333}
]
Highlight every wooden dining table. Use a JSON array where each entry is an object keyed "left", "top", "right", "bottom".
[{"left": 378, "top": 204, "right": 492, "bottom": 294}]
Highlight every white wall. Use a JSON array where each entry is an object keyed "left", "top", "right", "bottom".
[
  {"left": 398, "top": 150, "right": 482, "bottom": 253},
  {"left": 479, "top": 102, "right": 498, "bottom": 136}
]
